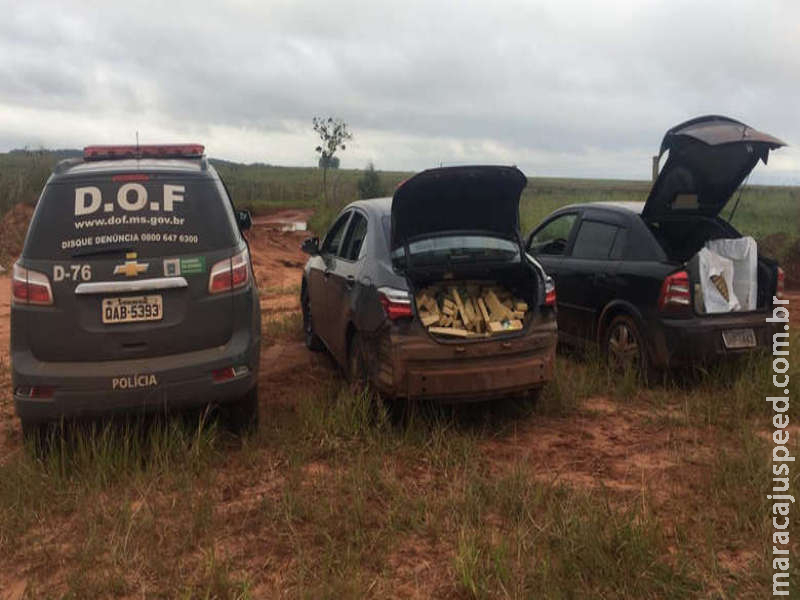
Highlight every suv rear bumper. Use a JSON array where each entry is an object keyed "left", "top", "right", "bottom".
[
  {"left": 12, "top": 328, "right": 259, "bottom": 424},
  {"left": 649, "top": 311, "right": 781, "bottom": 368},
  {"left": 374, "top": 316, "right": 557, "bottom": 402}
]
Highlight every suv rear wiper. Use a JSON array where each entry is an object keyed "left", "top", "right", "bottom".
[{"left": 71, "top": 246, "right": 133, "bottom": 258}]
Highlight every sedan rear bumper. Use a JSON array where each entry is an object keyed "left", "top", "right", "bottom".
[{"left": 375, "top": 316, "right": 557, "bottom": 402}]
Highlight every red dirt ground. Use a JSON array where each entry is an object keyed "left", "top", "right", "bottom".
[{"left": 0, "top": 208, "right": 797, "bottom": 594}]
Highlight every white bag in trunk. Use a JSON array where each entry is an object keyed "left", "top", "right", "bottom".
[
  {"left": 705, "top": 236, "right": 757, "bottom": 311},
  {"left": 697, "top": 247, "right": 741, "bottom": 313}
]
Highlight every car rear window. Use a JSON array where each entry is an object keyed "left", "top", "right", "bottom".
[
  {"left": 23, "top": 174, "right": 240, "bottom": 259},
  {"left": 392, "top": 235, "right": 519, "bottom": 266}
]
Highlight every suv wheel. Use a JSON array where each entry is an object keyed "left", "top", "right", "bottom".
[
  {"left": 603, "top": 315, "right": 657, "bottom": 384},
  {"left": 224, "top": 387, "right": 259, "bottom": 434},
  {"left": 302, "top": 288, "right": 324, "bottom": 352}
]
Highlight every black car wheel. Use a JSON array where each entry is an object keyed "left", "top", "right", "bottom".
[
  {"left": 302, "top": 287, "right": 324, "bottom": 352},
  {"left": 604, "top": 315, "right": 657, "bottom": 384}
]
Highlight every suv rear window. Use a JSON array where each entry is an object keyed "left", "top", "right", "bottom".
[{"left": 23, "top": 175, "right": 239, "bottom": 259}]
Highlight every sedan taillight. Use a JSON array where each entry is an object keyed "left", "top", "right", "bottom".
[
  {"left": 658, "top": 270, "right": 690, "bottom": 312},
  {"left": 12, "top": 263, "right": 53, "bottom": 306},
  {"left": 378, "top": 287, "right": 413, "bottom": 320},
  {"left": 544, "top": 276, "right": 556, "bottom": 307},
  {"left": 208, "top": 249, "right": 250, "bottom": 294},
  {"left": 777, "top": 267, "right": 785, "bottom": 300}
]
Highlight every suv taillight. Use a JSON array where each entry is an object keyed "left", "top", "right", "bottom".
[
  {"left": 378, "top": 287, "right": 413, "bottom": 320},
  {"left": 208, "top": 249, "right": 250, "bottom": 294},
  {"left": 777, "top": 267, "right": 785, "bottom": 300},
  {"left": 658, "top": 270, "right": 690, "bottom": 312},
  {"left": 544, "top": 276, "right": 556, "bottom": 307},
  {"left": 12, "top": 264, "right": 53, "bottom": 306}
]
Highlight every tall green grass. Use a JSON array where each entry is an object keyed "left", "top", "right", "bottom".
[{"left": 0, "top": 415, "right": 221, "bottom": 553}]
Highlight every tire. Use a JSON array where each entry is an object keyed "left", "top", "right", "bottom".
[
  {"left": 224, "top": 387, "right": 259, "bottom": 434},
  {"left": 347, "top": 331, "right": 369, "bottom": 390},
  {"left": 603, "top": 315, "right": 658, "bottom": 385},
  {"left": 302, "top": 287, "right": 324, "bottom": 352}
]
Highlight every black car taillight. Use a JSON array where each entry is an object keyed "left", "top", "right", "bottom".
[
  {"left": 777, "top": 267, "right": 785, "bottom": 300},
  {"left": 11, "top": 263, "right": 53, "bottom": 306},
  {"left": 378, "top": 287, "right": 413, "bottom": 320},
  {"left": 658, "top": 270, "right": 690, "bottom": 312},
  {"left": 208, "top": 249, "right": 250, "bottom": 294}
]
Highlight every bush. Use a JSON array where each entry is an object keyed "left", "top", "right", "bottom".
[{"left": 357, "top": 162, "right": 385, "bottom": 199}]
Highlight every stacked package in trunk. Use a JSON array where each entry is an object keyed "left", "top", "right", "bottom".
[{"left": 415, "top": 283, "right": 529, "bottom": 338}]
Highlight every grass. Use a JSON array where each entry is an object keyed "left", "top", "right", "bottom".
[
  {"left": 2, "top": 328, "right": 796, "bottom": 596},
  {"left": 262, "top": 312, "right": 304, "bottom": 345}
]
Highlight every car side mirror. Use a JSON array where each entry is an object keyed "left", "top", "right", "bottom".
[
  {"left": 301, "top": 236, "right": 320, "bottom": 256},
  {"left": 236, "top": 210, "right": 252, "bottom": 231}
]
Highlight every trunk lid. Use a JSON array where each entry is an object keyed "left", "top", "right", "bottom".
[
  {"left": 642, "top": 115, "right": 785, "bottom": 222},
  {"left": 391, "top": 165, "right": 527, "bottom": 251}
]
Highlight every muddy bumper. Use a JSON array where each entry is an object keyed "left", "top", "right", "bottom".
[
  {"left": 12, "top": 328, "right": 259, "bottom": 424},
  {"left": 377, "top": 319, "right": 557, "bottom": 401},
  {"left": 648, "top": 311, "right": 781, "bottom": 368}
]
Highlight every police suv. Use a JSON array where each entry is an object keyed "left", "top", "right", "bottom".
[{"left": 10, "top": 144, "right": 261, "bottom": 435}]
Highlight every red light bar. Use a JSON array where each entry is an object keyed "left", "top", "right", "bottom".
[
  {"left": 111, "top": 173, "right": 150, "bottom": 182},
  {"left": 83, "top": 144, "right": 205, "bottom": 161}
]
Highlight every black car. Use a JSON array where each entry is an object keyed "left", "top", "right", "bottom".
[
  {"left": 300, "top": 166, "right": 557, "bottom": 402},
  {"left": 526, "top": 116, "right": 786, "bottom": 380},
  {"left": 10, "top": 144, "right": 261, "bottom": 435}
]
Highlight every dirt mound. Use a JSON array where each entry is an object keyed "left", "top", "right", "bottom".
[{"left": 0, "top": 203, "right": 34, "bottom": 264}]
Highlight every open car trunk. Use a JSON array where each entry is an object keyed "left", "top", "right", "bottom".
[
  {"left": 391, "top": 165, "right": 539, "bottom": 341},
  {"left": 647, "top": 216, "right": 778, "bottom": 314},
  {"left": 642, "top": 115, "right": 784, "bottom": 315}
]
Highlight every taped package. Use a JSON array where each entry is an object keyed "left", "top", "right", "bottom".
[
  {"left": 697, "top": 247, "right": 740, "bottom": 313},
  {"left": 415, "top": 283, "right": 529, "bottom": 338}
]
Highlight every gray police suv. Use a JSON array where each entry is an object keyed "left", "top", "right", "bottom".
[{"left": 10, "top": 144, "right": 261, "bottom": 435}]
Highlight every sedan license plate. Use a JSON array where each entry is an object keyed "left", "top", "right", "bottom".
[
  {"left": 102, "top": 295, "right": 163, "bottom": 324},
  {"left": 722, "top": 328, "right": 756, "bottom": 349}
]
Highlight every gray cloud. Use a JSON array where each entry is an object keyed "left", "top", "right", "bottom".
[{"left": 1, "top": 0, "right": 798, "bottom": 181}]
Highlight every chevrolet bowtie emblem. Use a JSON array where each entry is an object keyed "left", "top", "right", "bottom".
[{"left": 114, "top": 252, "right": 149, "bottom": 277}]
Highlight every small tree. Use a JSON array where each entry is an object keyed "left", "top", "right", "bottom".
[
  {"left": 317, "top": 156, "right": 340, "bottom": 169},
  {"left": 357, "top": 162, "right": 384, "bottom": 199},
  {"left": 313, "top": 117, "right": 352, "bottom": 205}
]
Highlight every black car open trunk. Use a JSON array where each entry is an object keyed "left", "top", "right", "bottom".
[
  {"left": 641, "top": 116, "right": 785, "bottom": 315},
  {"left": 646, "top": 215, "right": 778, "bottom": 313}
]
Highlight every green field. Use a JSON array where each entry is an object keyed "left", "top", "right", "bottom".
[{"left": 1, "top": 150, "right": 798, "bottom": 265}]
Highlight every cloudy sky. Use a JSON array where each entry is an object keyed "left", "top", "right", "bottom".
[{"left": 2, "top": 0, "right": 799, "bottom": 182}]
